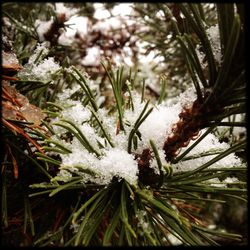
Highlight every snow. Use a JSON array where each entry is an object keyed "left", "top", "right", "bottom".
[
  {"left": 207, "top": 24, "right": 222, "bottom": 64},
  {"left": 65, "top": 16, "right": 88, "bottom": 36},
  {"left": 111, "top": 3, "right": 133, "bottom": 16},
  {"left": 93, "top": 3, "right": 111, "bottom": 19},
  {"left": 139, "top": 105, "right": 178, "bottom": 148},
  {"left": 18, "top": 43, "right": 61, "bottom": 82},
  {"left": 60, "top": 102, "right": 91, "bottom": 124},
  {"left": 205, "top": 177, "right": 239, "bottom": 187},
  {"left": 48, "top": 76, "right": 244, "bottom": 186},
  {"left": 55, "top": 3, "right": 78, "bottom": 20},
  {"left": 218, "top": 114, "right": 246, "bottom": 139},
  {"left": 173, "top": 131, "right": 243, "bottom": 172},
  {"left": 2, "top": 51, "right": 19, "bottom": 66},
  {"left": 156, "top": 10, "right": 165, "bottom": 20},
  {"left": 32, "top": 57, "right": 61, "bottom": 81},
  {"left": 167, "top": 233, "right": 182, "bottom": 245},
  {"left": 81, "top": 47, "right": 101, "bottom": 66},
  {"left": 136, "top": 210, "right": 152, "bottom": 235},
  {"left": 55, "top": 142, "right": 139, "bottom": 185},
  {"left": 99, "top": 148, "right": 139, "bottom": 184},
  {"left": 35, "top": 19, "right": 53, "bottom": 42},
  {"left": 92, "top": 17, "right": 122, "bottom": 33},
  {"left": 28, "top": 42, "right": 49, "bottom": 64},
  {"left": 58, "top": 32, "right": 74, "bottom": 46}
]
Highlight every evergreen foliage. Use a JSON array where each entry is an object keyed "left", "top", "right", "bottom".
[{"left": 1, "top": 3, "right": 247, "bottom": 246}]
